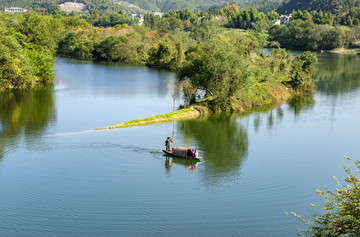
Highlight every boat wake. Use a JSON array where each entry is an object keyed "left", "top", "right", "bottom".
[{"left": 45, "top": 130, "right": 95, "bottom": 137}]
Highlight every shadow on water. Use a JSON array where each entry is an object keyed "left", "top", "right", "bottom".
[
  {"left": 0, "top": 90, "right": 55, "bottom": 160},
  {"left": 177, "top": 115, "right": 248, "bottom": 186}
]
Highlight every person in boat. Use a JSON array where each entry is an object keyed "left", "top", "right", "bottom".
[{"left": 165, "top": 136, "right": 173, "bottom": 152}]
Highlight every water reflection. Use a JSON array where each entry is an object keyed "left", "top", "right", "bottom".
[
  {"left": 178, "top": 116, "right": 248, "bottom": 186},
  {"left": 0, "top": 90, "right": 55, "bottom": 159},
  {"left": 164, "top": 156, "right": 200, "bottom": 174},
  {"left": 55, "top": 58, "right": 176, "bottom": 98},
  {"left": 288, "top": 95, "right": 315, "bottom": 117},
  {"left": 316, "top": 54, "right": 360, "bottom": 94}
]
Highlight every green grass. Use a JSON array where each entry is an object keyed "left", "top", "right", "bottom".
[{"left": 96, "top": 108, "right": 200, "bottom": 130}]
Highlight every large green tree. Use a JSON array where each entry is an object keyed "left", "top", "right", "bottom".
[
  {"left": 0, "top": 12, "right": 56, "bottom": 90},
  {"left": 177, "top": 38, "right": 249, "bottom": 108}
]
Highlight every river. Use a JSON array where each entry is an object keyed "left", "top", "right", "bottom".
[{"left": 0, "top": 53, "right": 359, "bottom": 236}]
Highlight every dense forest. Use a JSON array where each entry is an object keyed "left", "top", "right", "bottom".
[{"left": 277, "top": 0, "right": 360, "bottom": 16}]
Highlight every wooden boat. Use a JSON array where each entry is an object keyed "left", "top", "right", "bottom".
[{"left": 162, "top": 146, "right": 201, "bottom": 160}]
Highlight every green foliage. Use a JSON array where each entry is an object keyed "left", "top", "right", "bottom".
[
  {"left": 226, "top": 8, "right": 276, "bottom": 32},
  {"left": 289, "top": 51, "right": 318, "bottom": 92},
  {"left": 221, "top": 2, "right": 238, "bottom": 16},
  {"left": 268, "top": 17, "right": 355, "bottom": 50},
  {"left": 90, "top": 12, "right": 138, "bottom": 28},
  {"left": 177, "top": 38, "right": 250, "bottom": 108},
  {"left": 46, "top": 3, "right": 61, "bottom": 15},
  {"left": 147, "top": 40, "right": 185, "bottom": 70},
  {"left": 269, "top": 19, "right": 315, "bottom": 49},
  {"left": 0, "top": 33, "right": 34, "bottom": 90},
  {"left": 0, "top": 11, "right": 57, "bottom": 91},
  {"left": 236, "top": 0, "right": 281, "bottom": 14},
  {"left": 224, "top": 30, "right": 260, "bottom": 55},
  {"left": 259, "top": 48, "right": 294, "bottom": 83},
  {"left": 58, "top": 31, "right": 93, "bottom": 59},
  {"left": 289, "top": 10, "right": 334, "bottom": 25},
  {"left": 143, "top": 13, "right": 161, "bottom": 29},
  {"left": 341, "top": 7, "right": 360, "bottom": 26},
  {"left": 155, "top": 16, "right": 184, "bottom": 31},
  {"left": 24, "top": 49, "right": 54, "bottom": 87},
  {"left": 16, "top": 12, "right": 57, "bottom": 54},
  {"left": 277, "top": 0, "right": 360, "bottom": 18},
  {"left": 294, "top": 157, "right": 360, "bottom": 236},
  {"left": 94, "top": 35, "right": 131, "bottom": 61}
]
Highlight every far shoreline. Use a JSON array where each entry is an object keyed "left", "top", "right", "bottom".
[{"left": 328, "top": 48, "right": 360, "bottom": 54}]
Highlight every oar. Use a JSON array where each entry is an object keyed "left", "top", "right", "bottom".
[{"left": 153, "top": 141, "right": 176, "bottom": 152}]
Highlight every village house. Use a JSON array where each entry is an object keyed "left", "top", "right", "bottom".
[
  {"left": 275, "top": 14, "right": 292, "bottom": 25},
  {"left": 4, "top": 7, "right": 28, "bottom": 13}
]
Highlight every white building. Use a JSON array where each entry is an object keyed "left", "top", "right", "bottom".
[
  {"left": 4, "top": 7, "right": 28, "bottom": 13},
  {"left": 275, "top": 14, "right": 292, "bottom": 25},
  {"left": 128, "top": 13, "right": 144, "bottom": 25},
  {"left": 152, "top": 11, "right": 163, "bottom": 18}
]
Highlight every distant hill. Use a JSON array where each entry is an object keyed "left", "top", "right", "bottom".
[
  {"left": 0, "top": 0, "right": 127, "bottom": 11},
  {"left": 277, "top": 0, "right": 360, "bottom": 16},
  {"left": 0, "top": 0, "right": 282, "bottom": 13},
  {"left": 116, "top": 0, "right": 223, "bottom": 12},
  {"left": 116, "top": 0, "right": 282, "bottom": 12}
]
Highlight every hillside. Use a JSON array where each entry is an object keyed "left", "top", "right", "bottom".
[
  {"left": 277, "top": 0, "right": 360, "bottom": 16},
  {"left": 0, "top": 0, "right": 283, "bottom": 12},
  {"left": 118, "top": 0, "right": 282, "bottom": 12},
  {"left": 116, "top": 0, "right": 219, "bottom": 11}
]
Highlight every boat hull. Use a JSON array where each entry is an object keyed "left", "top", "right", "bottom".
[{"left": 162, "top": 150, "right": 201, "bottom": 160}]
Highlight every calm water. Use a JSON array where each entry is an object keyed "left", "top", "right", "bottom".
[{"left": 1, "top": 54, "right": 360, "bottom": 236}]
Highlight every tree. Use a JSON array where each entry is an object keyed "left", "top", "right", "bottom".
[
  {"left": 221, "top": 2, "right": 238, "bottom": 16},
  {"left": 289, "top": 51, "right": 318, "bottom": 92},
  {"left": 94, "top": 35, "right": 130, "bottom": 61},
  {"left": 143, "top": 13, "right": 161, "bottom": 29},
  {"left": 177, "top": 38, "right": 249, "bottom": 108},
  {"left": 46, "top": 4, "right": 61, "bottom": 15},
  {"left": 146, "top": 40, "right": 184, "bottom": 70},
  {"left": 0, "top": 33, "right": 34, "bottom": 91},
  {"left": 155, "top": 16, "right": 184, "bottom": 31},
  {"left": 293, "top": 157, "right": 360, "bottom": 236},
  {"left": 0, "top": 13, "right": 56, "bottom": 91}
]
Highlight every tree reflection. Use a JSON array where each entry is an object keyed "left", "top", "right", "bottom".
[
  {"left": 316, "top": 54, "right": 360, "bottom": 95},
  {"left": 287, "top": 95, "right": 315, "bottom": 117},
  {"left": 0, "top": 90, "right": 55, "bottom": 159},
  {"left": 177, "top": 116, "right": 248, "bottom": 186}
]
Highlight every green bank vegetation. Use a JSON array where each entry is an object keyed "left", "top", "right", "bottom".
[
  {"left": 292, "top": 156, "right": 360, "bottom": 236},
  {"left": 96, "top": 107, "right": 202, "bottom": 129}
]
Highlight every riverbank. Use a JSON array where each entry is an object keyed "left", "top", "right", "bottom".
[
  {"left": 96, "top": 82, "right": 292, "bottom": 130},
  {"left": 329, "top": 48, "right": 360, "bottom": 54}
]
